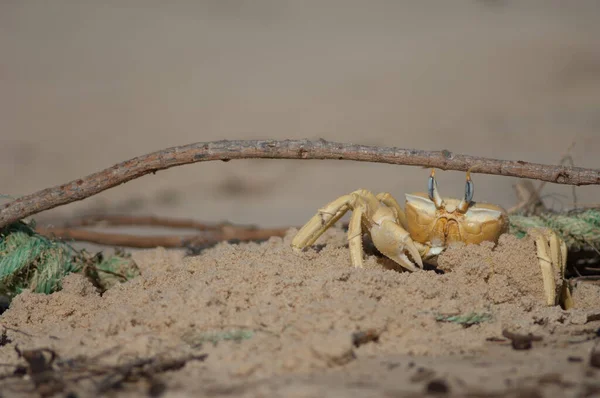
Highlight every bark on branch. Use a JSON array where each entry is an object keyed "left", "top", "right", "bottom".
[
  {"left": 2, "top": 139, "right": 599, "bottom": 229},
  {"left": 34, "top": 215, "right": 289, "bottom": 248}
]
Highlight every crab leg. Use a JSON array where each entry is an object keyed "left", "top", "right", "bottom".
[
  {"left": 556, "top": 236, "right": 573, "bottom": 309},
  {"left": 533, "top": 231, "right": 557, "bottom": 306},
  {"left": 291, "top": 194, "right": 356, "bottom": 251},
  {"left": 531, "top": 228, "right": 570, "bottom": 308},
  {"left": 375, "top": 192, "right": 407, "bottom": 228},
  {"left": 370, "top": 220, "right": 423, "bottom": 271},
  {"left": 347, "top": 204, "right": 366, "bottom": 268}
]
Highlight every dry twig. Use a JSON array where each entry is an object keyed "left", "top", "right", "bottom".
[
  {"left": 36, "top": 225, "right": 288, "bottom": 248},
  {"left": 2, "top": 139, "right": 599, "bottom": 229},
  {"left": 54, "top": 214, "right": 248, "bottom": 231},
  {"left": 508, "top": 141, "right": 579, "bottom": 215},
  {"left": 35, "top": 214, "right": 288, "bottom": 248},
  {"left": 2, "top": 346, "right": 207, "bottom": 397}
]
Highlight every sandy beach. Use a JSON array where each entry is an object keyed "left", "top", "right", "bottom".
[{"left": 1, "top": 1, "right": 600, "bottom": 396}]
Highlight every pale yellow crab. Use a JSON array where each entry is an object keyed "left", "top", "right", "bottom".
[{"left": 292, "top": 170, "right": 571, "bottom": 308}]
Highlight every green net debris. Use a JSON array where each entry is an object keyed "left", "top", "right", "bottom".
[
  {"left": 182, "top": 329, "right": 255, "bottom": 348},
  {"left": 509, "top": 208, "right": 600, "bottom": 252},
  {"left": 0, "top": 220, "right": 139, "bottom": 301}
]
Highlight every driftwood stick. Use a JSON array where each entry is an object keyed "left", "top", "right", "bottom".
[
  {"left": 35, "top": 226, "right": 288, "bottom": 248},
  {"left": 2, "top": 139, "right": 599, "bottom": 229},
  {"left": 54, "top": 214, "right": 262, "bottom": 231},
  {"left": 35, "top": 214, "right": 290, "bottom": 248}
]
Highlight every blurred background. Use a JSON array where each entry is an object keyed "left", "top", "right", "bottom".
[{"left": 1, "top": 0, "right": 599, "bottom": 229}]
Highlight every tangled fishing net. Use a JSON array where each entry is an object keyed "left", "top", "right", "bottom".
[
  {"left": 510, "top": 208, "right": 600, "bottom": 251},
  {"left": 0, "top": 220, "right": 139, "bottom": 302},
  {"left": 510, "top": 208, "right": 600, "bottom": 277}
]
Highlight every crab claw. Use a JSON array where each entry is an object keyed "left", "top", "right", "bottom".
[{"left": 370, "top": 220, "right": 423, "bottom": 272}]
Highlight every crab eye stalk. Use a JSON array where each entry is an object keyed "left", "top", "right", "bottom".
[
  {"left": 427, "top": 174, "right": 435, "bottom": 201},
  {"left": 427, "top": 169, "right": 444, "bottom": 209},
  {"left": 465, "top": 173, "right": 474, "bottom": 203},
  {"left": 458, "top": 171, "right": 474, "bottom": 213}
]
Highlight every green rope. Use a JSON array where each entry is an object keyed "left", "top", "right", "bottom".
[
  {"left": 509, "top": 209, "right": 600, "bottom": 252},
  {"left": 0, "top": 221, "right": 138, "bottom": 300}
]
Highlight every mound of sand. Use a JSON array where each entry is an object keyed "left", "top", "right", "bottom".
[{"left": 1, "top": 228, "right": 599, "bottom": 397}]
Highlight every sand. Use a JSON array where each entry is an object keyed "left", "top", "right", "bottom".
[
  {"left": 1, "top": 227, "right": 600, "bottom": 397},
  {"left": 2, "top": 1, "right": 600, "bottom": 396}
]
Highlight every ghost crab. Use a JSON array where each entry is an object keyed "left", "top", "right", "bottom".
[{"left": 291, "top": 169, "right": 571, "bottom": 308}]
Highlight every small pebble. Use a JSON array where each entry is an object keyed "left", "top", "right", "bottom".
[
  {"left": 426, "top": 379, "right": 450, "bottom": 395},
  {"left": 148, "top": 380, "right": 166, "bottom": 397},
  {"left": 590, "top": 350, "right": 600, "bottom": 369}
]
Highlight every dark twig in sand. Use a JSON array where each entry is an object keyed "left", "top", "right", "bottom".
[
  {"left": 569, "top": 276, "right": 600, "bottom": 292},
  {"left": 14, "top": 347, "right": 64, "bottom": 397},
  {"left": 2, "top": 139, "right": 599, "bottom": 229},
  {"left": 94, "top": 354, "right": 208, "bottom": 394},
  {"left": 3, "top": 347, "right": 207, "bottom": 396},
  {"left": 2, "top": 327, "right": 33, "bottom": 337}
]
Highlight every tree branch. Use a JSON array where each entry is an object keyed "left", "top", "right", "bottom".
[
  {"left": 53, "top": 214, "right": 261, "bottom": 231},
  {"left": 2, "top": 139, "right": 599, "bottom": 229},
  {"left": 35, "top": 226, "right": 288, "bottom": 248},
  {"left": 35, "top": 214, "right": 289, "bottom": 248}
]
